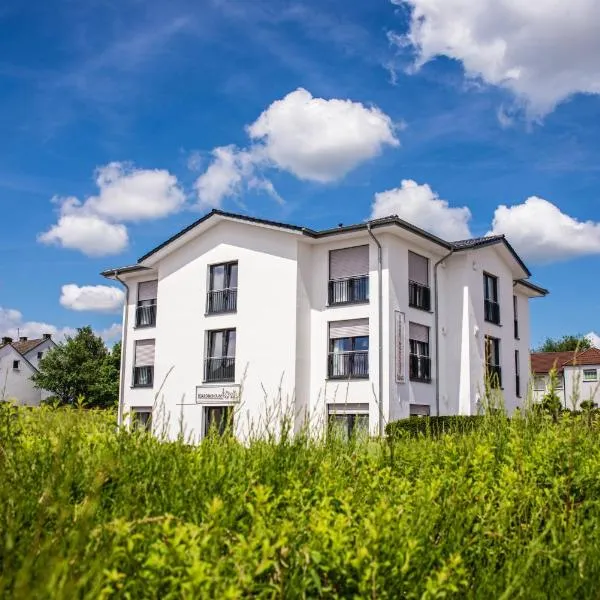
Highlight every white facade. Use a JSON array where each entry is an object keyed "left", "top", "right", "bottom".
[
  {"left": 0, "top": 337, "right": 56, "bottom": 405},
  {"left": 104, "top": 210, "right": 547, "bottom": 441}
]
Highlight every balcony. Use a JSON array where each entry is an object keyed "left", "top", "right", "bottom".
[
  {"left": 327, "top": 350, "right": 369, "bottom": 379},
  {"left": 484, "top": 300, "right": 500, "bottom": 324},
  {"left": 328, "top": 276, "right": 369, "bottom": 306},
  {"left": 486, "top": 364, "right": 502, "bottom": 388},
  {"left": 136, "top": 302, "right": 157, "bottom": 327},
  {"left": 409, "top": 354, "right": 431, "bottom": 382},
  {"left": 206, "top": 288, "right": 237, "bottom": 314},
  {"left": 409, "top": 281, "right": 431, "bottom": 311},
  {"left": 133, "top": 366, "right": 154, "bottom": 388},
  {"left": 204, "top": 357, "right": 235, "bottom": 383}
]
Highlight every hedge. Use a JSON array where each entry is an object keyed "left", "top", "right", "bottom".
[{"left": 386, "top": 415, "right": 488, "bottom": 438}]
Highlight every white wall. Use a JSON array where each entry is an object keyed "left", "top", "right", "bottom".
[{"left": 0, "top": 345, "right": 41, "bottom": 406}]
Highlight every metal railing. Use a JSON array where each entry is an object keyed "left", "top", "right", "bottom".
[
  {"left": 327, "top": 350, "right": 369, "bottom": 379},
  {"left": 409, "top": 354, "right": 431, "bottom": 382},
  {"left": 204, "top": 357, "right": 236, "bottom": 382},
  {"left": 136, "top": 303, "right": 157, "bottom": 327},
  {"left": 328, "top": 276, "right": 369, "bottom": 305},
  {"left": 206, "top": 288, "right": 237, "bottom": 314},
  {"left": 409, "top": 281, "right": 431, "bottom": 311},
  {"left": 484, "top": 300, "right": 500, "bottom": 324},
  {"left": 133, "top": 366, "right": 154, "bottom": 387},
  {"left": 486, "top": 364, "right": 502, "bottom": 388}
]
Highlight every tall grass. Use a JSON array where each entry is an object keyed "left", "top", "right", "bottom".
[{"left": 2, "top": 405, "right": 600, "bottom": 598}]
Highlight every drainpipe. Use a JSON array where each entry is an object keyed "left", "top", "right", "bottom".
[
  {"left": 434, "top": 249, "right": 455, "bottom": 416},
  {"left": 367, "top": 223, "right": 384, "bottom": 436},
  {"left": 113, "top": 270, "right": 129, "bottom": 428}
]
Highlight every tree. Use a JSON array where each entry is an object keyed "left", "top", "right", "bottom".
[
  {"left": 536, "top": 334, "right": 591, "bottom": 353},
  {"left": 32, "top": 327, "right": 121, "bottom": 408}
]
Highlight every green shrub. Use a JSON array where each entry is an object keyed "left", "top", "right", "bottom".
[{"left": 385, "top": 415, "right": 487, "bottom": 438}]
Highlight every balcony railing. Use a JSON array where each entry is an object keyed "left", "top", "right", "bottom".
[
  {"left": 409, "top": 354, "right": 431, "bottom": 382},
  {"left": 484, "top": 300, "right": 500, "bottom": 324},
  {"left": 486, "top": 364, "right": 502, "bottom": 388},
  {"left": 327, "top": 350, "right": 369, "bottom": 379},
  {"left": 206, "top": 288, "right": 237, "bottom": 314},
  {"left": 133, "top": 366, "right": 154, "bottom": 388},
  {"left": 136, "top": 302, "right": 157, "bottom": 327},
  {"left": 204, "top": 357, "right": 235, "bottom": 383},
  {"left": 409, "top": 281, "right": 431, "bottom": 311},
  {"left": 328, "top": 276, "right": 369, "bottom": 306}
]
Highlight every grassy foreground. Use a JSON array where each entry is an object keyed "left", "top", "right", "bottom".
[{"left": 2, "top": 407, "right": 600, "bottom": 598}]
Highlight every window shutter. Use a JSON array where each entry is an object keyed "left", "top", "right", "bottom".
[
  {"left": 408, "top": 252, "right": 429, "bottom": 285},
  {"left": 135, "top": 339, "right": 155, "bottom": 366},
  {"left": 328, "top": 403, "right": 369, "bottom": 415},
  {"left": 329, "top": 246, "right": 369, "bottom": 279},
  {"left": 409, "top": 322, "right": 429, "bottom": 343},
  {"left": 138, "top": 280, "right": 158, "bottom": 301},
  {"left": 329, "top": 318, "right": 369, "bottom": 339}
]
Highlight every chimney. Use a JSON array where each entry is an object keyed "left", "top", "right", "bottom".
[
  {"left": 1, "top": 336, "right": 13, "bottom": 345},
  {"left": 19, "top": 336, "right": 28, "bottom": 342},
  {"left": 43, "top": 333, "right": 52, "bottom": 340}
]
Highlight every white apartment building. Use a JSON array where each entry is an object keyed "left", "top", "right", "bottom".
[
  {"left": 531, "top": 348, "right": 600, "bottom": 409},
  {"left": 0, "top": 335, "right": 56, "bottom": 405},
  {"left": 103, "top": 210, "right": 547, "bottom": 441}
]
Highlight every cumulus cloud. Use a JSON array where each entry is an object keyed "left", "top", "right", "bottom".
[
  {"left": 60, "top": 284, "right": 125, "bottom": 313},
  {"left": 394, "top": 0, "right": 600, "bottom": 116},
  {"left": 371, "top": 179, "right": 472, "bottom": 240},
  {"left": 489, "top": 196, "right": 600, "bottom": 262},
  {"left": 0, "top": 306, "right": 121, "bottom": 344},
  {"left": 39, "top": 162, "right": 184, "bottom": 256},
  {"left": 195, "top": 88, "right": 399, "bottom": 207}
]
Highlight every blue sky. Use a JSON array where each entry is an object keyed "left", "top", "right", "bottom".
[{"left": 1, "top": 0, "right": 600, "bottom": 347}]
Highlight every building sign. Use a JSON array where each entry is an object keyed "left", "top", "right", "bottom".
[
  {"left": 195, "top": 385, "right": 241, "bottom": 404},
  {"left": 395, "top": 311, "right": 406, "bottom": 383}
]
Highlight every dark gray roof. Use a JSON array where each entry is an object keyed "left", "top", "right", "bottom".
[
  {"left": 102, "top": 209, "right": 535, "bottom": 281},
  {"left": 515, "top": 279, "right": 549, "bottom": 296}
]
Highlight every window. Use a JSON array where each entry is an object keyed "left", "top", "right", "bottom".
[
  {"left": 133, "top": 339, "right": 155, "bottom": 387},
  {"left": 203, "top": 406, "right": 233, "bottom": 437},
  {"left": 409, "top": 323, "right": 431, "bottom": 382},
  {"left": 408, "top": 252, "right": 431, "bottom": 311},
  {"left": 328, "top": 246, "right": 369, "bottom": 305},
  {"left": 484, "top": 336, "right": 502, "bottom": 388},
  {"left": 12, "top": 360, "right": 20, "bottom": 370},
  {"left": 328, "top": 319, "right": 369, "bottom": 379},
  {"left": 410, "top": 404, "right": 431, "bottom": 417},
  {"left": 136, "top": 280, "right": 158, "bottom": 327},
  {"left": 515, "top": 349, "right": 520, "bottom": 397},
  {"left": 207, "top": 262, "right": 238, "bottom": 314},
  {"left": 327, "top": 404, "right": 369, "bottom": 440},
  {"left": 513, "top": 295, "right": 519, "bottom": 339},
  {"left": 205, "top": 329, "right": 236, "bottom": 382},
  {"left": 583, "top": 369, "right": 598, "bottom": 382},
  {"left": 533, "top": 375, "right": 546, "bottom": 391},
  {"left": 131, "top": 408, "right": 152, "bottom": 432},
  {"left": 484, "top": 273, "right": 500, "bottom": 324},
  {"left": 37, "top": 351, "right": 43, "bottom": 360}
]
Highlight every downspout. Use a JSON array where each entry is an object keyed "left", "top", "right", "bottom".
[
  {"left": 434, "top": 249, "right": 455, "bottom": 416},
  {"left": 113, "top": 270, "right": 129, "bottom": 428},
  {"left": 366, "top": 223, "right": 384, "bottom": 436}
]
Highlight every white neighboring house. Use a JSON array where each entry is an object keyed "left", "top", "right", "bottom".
[
  {"left": 102, "top": 209, "right": 547, "bottom": 441},
  {"left": 531, "top": 348, "right": 600, "bottom": 409},
  {"left": 0, "top": 335, "right": 57, "bottom": 405}
]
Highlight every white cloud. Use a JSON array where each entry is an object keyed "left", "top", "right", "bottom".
[
  {"left": 247, "top": 88, "right": 399, "bottom": 182},
  {"left": 60, "top": 284, "right": 125, "bottom": 313},
  {"left": 194, "top": 88, "right": 399, "bottom": 206},
  {"left": 371, "top": 179, "right": 472, "bottom": 240},
  {"left": 0, "top": 306, "right": 121, "bottom": 345},
  {"left": 586, "top": 332, "right": 600, "bottom": 348},
  {"left": 39, "top": 162, "right": 184, "bottom": 256},
  {"left": 395, "top": 0, "right": 600, "bottom": 117},
  {"left": 38, "top": 212, "right": 128, "bottom": 256},
  {"left": 489, "top": 196, "right": 600, "bottom": 262}
]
